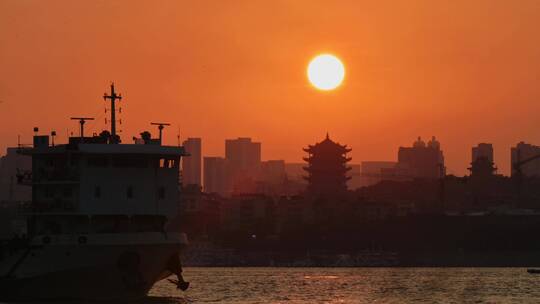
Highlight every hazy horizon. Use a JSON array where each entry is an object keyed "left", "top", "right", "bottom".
[{"left": 2, "top": 0, "right": 540, "bottom": 175}]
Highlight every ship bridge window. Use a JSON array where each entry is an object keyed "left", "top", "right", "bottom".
[
  {"left": 159, "top": 158, "right": 178, "bottom": 169},
  {"left": 112, "top": 156, "right": 147, "bottom": 168}
]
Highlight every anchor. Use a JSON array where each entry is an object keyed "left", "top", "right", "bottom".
[{"left": 166, "top": 254, "right": 189, "bottom": 291}]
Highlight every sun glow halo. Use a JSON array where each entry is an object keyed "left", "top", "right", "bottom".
[{"left": 307, "top": 54, "right": 345, "bottom": 91}]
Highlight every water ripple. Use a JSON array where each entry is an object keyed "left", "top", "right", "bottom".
[{"left": 146, "top": 267, "right": 540, "bottom": 303}]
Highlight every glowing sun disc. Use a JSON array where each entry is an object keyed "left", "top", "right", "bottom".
[{"left": 307, "top": 54, "right": 345, "bottom": 91}]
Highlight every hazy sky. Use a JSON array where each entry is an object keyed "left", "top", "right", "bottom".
[{"left": 1, "top": 0, "right": 540, "bottom": 175}]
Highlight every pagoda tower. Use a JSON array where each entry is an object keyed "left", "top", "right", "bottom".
[{"left": 303, "top": 133, "right": 352, "bottom": 195}]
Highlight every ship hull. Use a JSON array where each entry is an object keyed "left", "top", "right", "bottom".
[{"left": 0, "top": 233, "right": 187, "bottom": 300}]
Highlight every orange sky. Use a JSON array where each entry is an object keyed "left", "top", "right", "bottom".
[{"left": 1, "top": 0, "right": 540, "bottom": 175}]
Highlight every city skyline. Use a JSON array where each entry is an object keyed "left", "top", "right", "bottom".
[
  {"left": 2, "top": 1, "right": 540, "bottom": 176},
  {"left": 3, "top": 128, "right": 540, "bottom": 179}
]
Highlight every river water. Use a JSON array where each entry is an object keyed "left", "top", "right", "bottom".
[{"left": 145, "top": 267, "right": 540, "bottom": 303}]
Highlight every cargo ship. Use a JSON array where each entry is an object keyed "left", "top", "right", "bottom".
[{"left": 0, "top": 84, "right": 189, "bottom": 300}]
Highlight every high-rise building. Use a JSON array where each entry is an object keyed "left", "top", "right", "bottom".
[
  {"left": 182, "top": 138, "right": 202, "bottom": 186},
  {"left": 203, "top": 157, "right": 228, "bottom": 195},
  {"left": 472, "top": 143, "right": 494, "bottom": 163},
  {"left": 225, "top": 137, "right": 261, "bottom": 171},
  {"left": 225, "top": 137, "right": 261, "bottom": 189},
  {"left": 511, "top": 142, "right": 540, "bottom": 177},
  {"left": 469, "top": 143, "right": 496, "bottom": 177},
  {"left": 303, "top": 134, "right": 351, "bottom": 195},
  {"left": 396, "top": 136, "right": 445, "bottom": 179}
]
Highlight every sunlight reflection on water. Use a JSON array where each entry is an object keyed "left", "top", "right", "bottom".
[
  {"left": 303, "top": 275, "right": 339, "bottom": 279},
  {"left": 146, "top": 267, "right": 540, "bottom": 303}
]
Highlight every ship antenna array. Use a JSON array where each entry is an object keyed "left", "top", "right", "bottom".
[
  {"left": 151, "top": 122, "right": 170, "bottom": 145},
  {"left": 70, "top": 117, "right": 94, "bottom": 142},
  {"left": 103, "top": 82, "right": 122, "bottom": 144}
]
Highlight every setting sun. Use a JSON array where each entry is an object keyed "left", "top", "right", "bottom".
[{"left": 307, "top": 54, "right": 345, "bottom": 91}]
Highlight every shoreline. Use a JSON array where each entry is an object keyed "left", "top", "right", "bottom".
[{"left": 182, "top": 249, "right": 540, "bottom": 268}]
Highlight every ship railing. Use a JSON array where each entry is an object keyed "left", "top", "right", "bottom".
[
  {"left": 16, "top": 145, "right": 33, "bottom": 151},
  {"left": 17, "top": 169, "right": 81, "bottom": 185}
]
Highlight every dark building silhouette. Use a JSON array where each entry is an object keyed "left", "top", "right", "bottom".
[
  {"left": 225, "top": 137, "right": 261, "bottom": 173},
  {"left": 254, "top": 160, "right": 288, "bottom": 195},
  {"left": 225, "top": 137, "right": 261, "bottom": 193},
  {"left": 511, "top": 142, "right": 540, "bottom": 177},
  {"left": 348, "top": 164, "right": 362, "bottom": 189},
  {"left": 182, "top": 138, "right": 202, "bottom": 187},
  {"left": 470, "top": 143, "right": 496, "bottom": 178},
  {"left": 469, "top": 156, "right": 497, "bottom": 178},
  {"left": 260, "top": 160, "right": 286, "bottom": 183},
  {"left": 396, "top": 136, "right": 445, "bottom": 179},
  {"left": 203, "top": 156, "right": 228, "bottom": 195},
  {"left": 303, "top": 134, "right": 351, "bottom": 195},
  {"left": 176, "top": 184, "right": 221, "bottom": 240},
  {"left": 472, "top": 143, "right": 494, "bottom": 164}
]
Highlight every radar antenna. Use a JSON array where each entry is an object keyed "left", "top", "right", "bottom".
[
  {"left": 70, "top": 117, "right": 94, "bottom": 142},
  {"left": 151, "top": 122, "right": 170, "bottom": 145}
]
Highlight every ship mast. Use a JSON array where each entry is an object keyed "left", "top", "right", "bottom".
[{"left": 103, "top": 83, "right": 122, "bottom": 144}]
